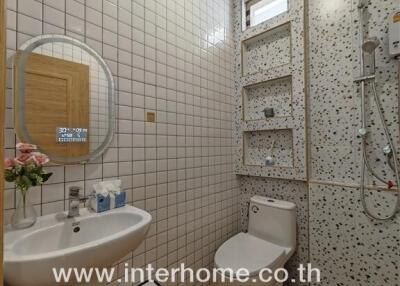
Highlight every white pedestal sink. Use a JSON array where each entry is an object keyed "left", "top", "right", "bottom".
[{"left": 4, "top": 205, "right": 152, "bottom": 286}]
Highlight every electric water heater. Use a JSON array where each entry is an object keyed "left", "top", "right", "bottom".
[{"left": 389, "top": 10, "right": 400, "bottom": 57}]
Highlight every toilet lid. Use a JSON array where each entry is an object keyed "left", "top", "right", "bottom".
[{"left": 215, "top": 233, "right": 288, "bottom": 277}]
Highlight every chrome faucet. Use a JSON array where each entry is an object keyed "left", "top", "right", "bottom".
[{"left": 68, "top": 186, "right": 89, "bottom": 218}]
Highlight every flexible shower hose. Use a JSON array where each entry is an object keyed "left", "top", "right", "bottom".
[{"left": 360, "top": 81, "right": 400, "bottom": 221}]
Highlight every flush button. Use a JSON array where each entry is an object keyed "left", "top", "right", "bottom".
[{"left": 252, "top": 205, "right": 259, "bottom": 213}]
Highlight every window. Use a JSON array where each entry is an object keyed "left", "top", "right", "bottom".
[{"left": 248, "top": 0, "right": 288, "bottom": 27}]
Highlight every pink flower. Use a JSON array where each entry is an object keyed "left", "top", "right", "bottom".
[
  {"left": 31, "top": 152, "right": 50, "bottom": 166},
  {"left": 4, "top": 158, "right": 15, "bottom": 169},
  {"left": 16, "top": 143, "right": 37, "bottom": 153},
  {"left": 14, "top": 153, "right": 33, "bottom": 165}
]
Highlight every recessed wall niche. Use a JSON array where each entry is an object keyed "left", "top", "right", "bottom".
[
  {"left": 243, "top": 76, "right": 292, "bottom": 121},
  {"left": 234, "top": 0, "right": 306, "bottom": 180},
  {"left": 243, "top": 129, "right": 293, "bottom": 168},
  {"left": 242, "top": 22, "right": 291, "bottom": 76}
]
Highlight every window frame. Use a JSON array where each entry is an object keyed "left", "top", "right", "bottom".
[{"left": 248, "top": 0, "right": 289, "bottom": 28}]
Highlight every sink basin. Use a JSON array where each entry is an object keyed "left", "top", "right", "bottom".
[{"left": 4, "top": 205, "right": 152, "bottom": 286}]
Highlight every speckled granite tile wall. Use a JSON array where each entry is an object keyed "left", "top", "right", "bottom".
[
  {"left": 234, "top": 0, "right": 400, "bottom": 285},
  {"left": 233, "top": 0, "right": 307, "bottom": 181},
  {"left": 243, "top": 76, "right": 292, "bottom": 120},
  {"left": 308, "top": 0, "right": 400, "bottom": 285},
  {"left": 242, "top": 24, "right": 291, "bottom": 76},
  {"left": 309, "top": 0, "right": 400, "bottom": 185},
  {"left": 232, "top": 0, "right": 308, "bottom": 284},
  {"left": 309, "top": 184, "right": 400, "bottom": 286},
  {"left": 244, "top": 129, "right": 293, "bottom": 167}
]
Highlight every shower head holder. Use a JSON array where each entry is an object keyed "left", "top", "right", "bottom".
[
  {"left": 383, "top": 145, "right": 392, "bottom": 156},
  {"left": 358, "top": 128, "right": 368, "bottom": 137}
]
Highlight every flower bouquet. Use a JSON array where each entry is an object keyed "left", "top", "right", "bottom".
[{"left": 4, "top": 143, "right": 52, "bottom": 229}]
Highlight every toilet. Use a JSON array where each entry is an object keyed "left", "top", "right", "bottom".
[{"left": 214, "top": 196, "right": 296, "bottom": 285}]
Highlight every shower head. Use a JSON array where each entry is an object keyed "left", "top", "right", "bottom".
[{"left": 362, "top": 37, "right": 380, "bottom": 53}]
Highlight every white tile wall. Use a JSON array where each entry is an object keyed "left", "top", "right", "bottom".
[{"left": 4, "top": 0, "right": 240, "bottom": 283}]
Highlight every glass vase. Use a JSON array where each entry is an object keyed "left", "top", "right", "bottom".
[{"left": 11, "top": 188, "right": 37, "bottom": 229}]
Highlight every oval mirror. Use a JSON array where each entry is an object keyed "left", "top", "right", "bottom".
[{"left": 14, "top": 35, "right": 115, "bottom": 164}]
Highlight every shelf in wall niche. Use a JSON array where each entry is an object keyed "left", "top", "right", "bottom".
[
  {"left": 243, "top": 76, "right": 292, "bottom": 121},
  {"left": 243, "top": 129, "right": 293, "bottom": 168},
  {"left": 241, "top": 22, "right": 291, "bottom": 77},
  {"left": 241, "top": 63, "right": 292, "bottom": 88},
  {"left": 241, "top": 117, "right": 294, "bottom": 132}
]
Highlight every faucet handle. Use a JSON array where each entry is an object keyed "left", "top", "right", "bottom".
[
  {"left": 69, "top": 186, "right": 80, "bottom": 197},
  {"left": 79, "top": 195, "right": 91, "bottom": 203},
  {"left": 79, "top": 193, "right": 95, "bottom": 203}
]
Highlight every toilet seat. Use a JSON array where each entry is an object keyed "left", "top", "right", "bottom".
[{"left": 214, "top": 232, "right": 290, "bottom": 277}]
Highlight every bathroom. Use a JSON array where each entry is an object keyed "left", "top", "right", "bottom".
[{"left": 0, "top": 0, "right": 399, "bottom": 285}]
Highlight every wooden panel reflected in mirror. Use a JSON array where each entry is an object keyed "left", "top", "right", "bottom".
[
  {"left": 13, "top": 35, "right": 115, "bottom": 164},
  {"left": 14, "top": 52, "right": 90, "bottom": 159}
]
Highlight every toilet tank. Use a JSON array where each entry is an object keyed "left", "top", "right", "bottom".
[{"left": 248, "top": 196, "right": 296, "bottom": 249}]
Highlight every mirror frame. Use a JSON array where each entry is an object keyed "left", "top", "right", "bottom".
[{"left": 14, "top": 35, "right": 115, "bottom": 164}]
